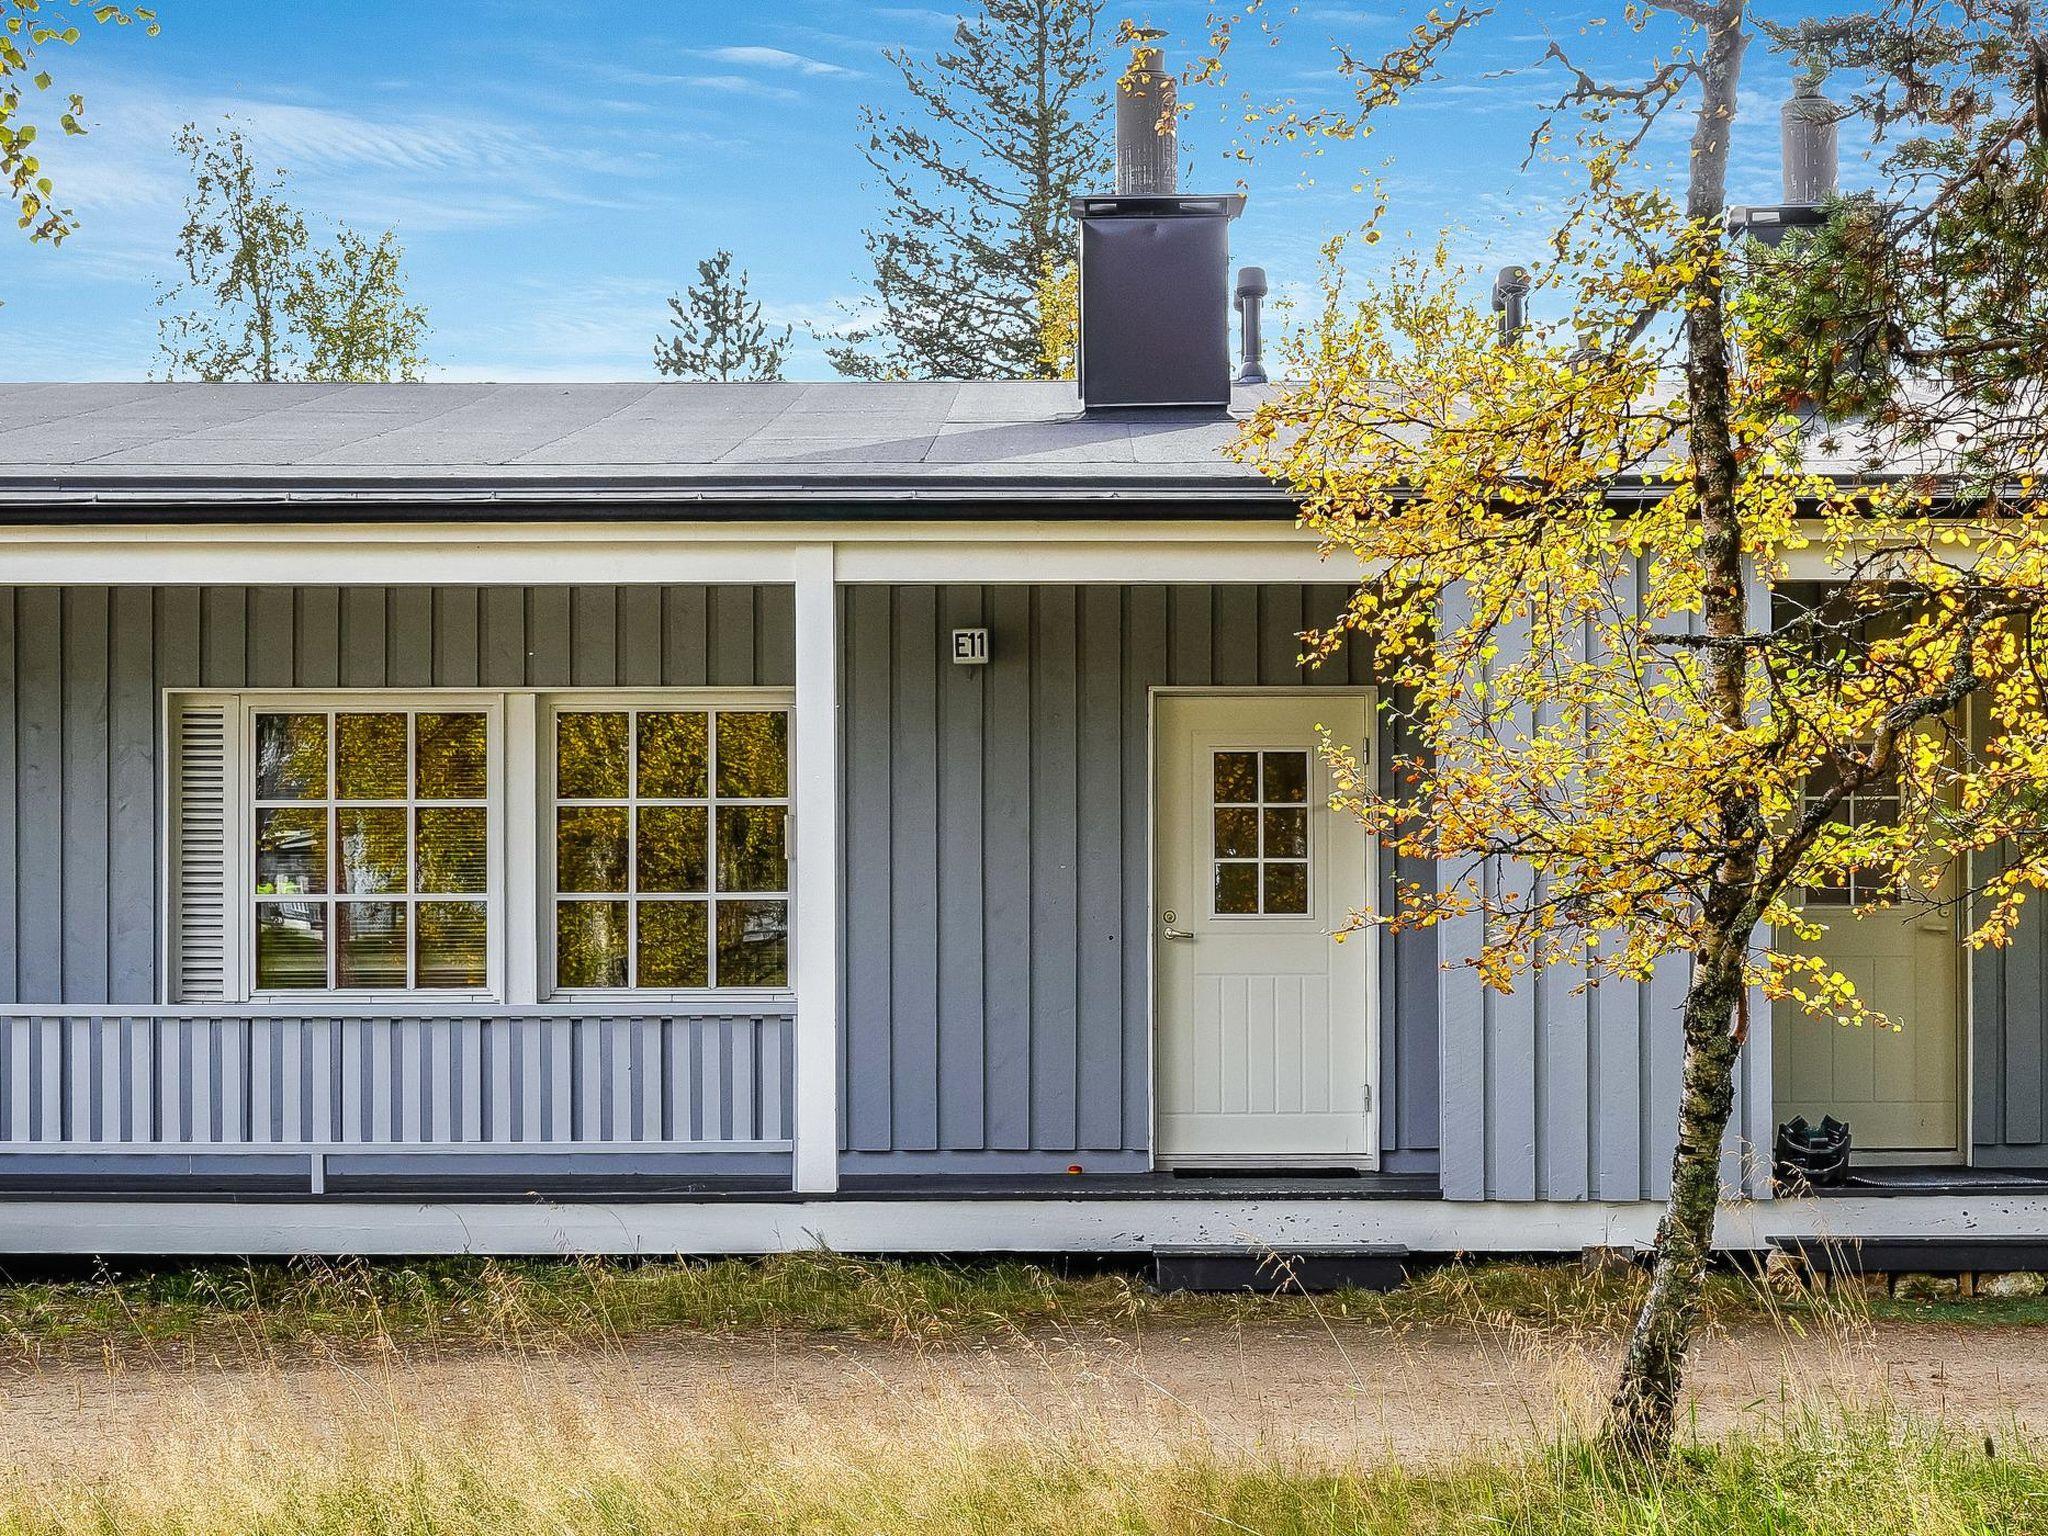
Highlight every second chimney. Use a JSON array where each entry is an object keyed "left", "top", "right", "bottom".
[{"left": 1073, "top": 43, "right": 1245, "bottom": 411}]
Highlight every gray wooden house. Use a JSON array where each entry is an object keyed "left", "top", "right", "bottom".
[{"left": 0, "top": 106, "right": 2042, "bottom": 1265}]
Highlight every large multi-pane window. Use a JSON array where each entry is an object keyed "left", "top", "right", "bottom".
[
  {"left": 551, "top": 705, "right": 790, "bottom": 991},
  {"left": 251, "top": 708, "right": 492, "bottom": 992}
]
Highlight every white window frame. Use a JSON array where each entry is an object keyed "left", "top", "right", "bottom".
[
  {"left": 237, "top": 691, "right": 507, "bottom": 1005},
  {"left": 541, "top": 690, "right": 797, "bottom": 1006},
  {"left": 1206, "top": 743, "right": 1315, "bottom": 921}
]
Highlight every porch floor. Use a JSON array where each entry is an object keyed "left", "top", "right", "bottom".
[{"left": 1814, "top": 1165, "right": 2048, "bottom": 1198}]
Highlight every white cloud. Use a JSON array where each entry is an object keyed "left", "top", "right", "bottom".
[{"left": 694, "top": 45, "right": 859, "bottom": 78}]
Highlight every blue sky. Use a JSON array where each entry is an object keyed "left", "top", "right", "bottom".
[{"left": 0, "top": 1, "right": 1833, "bottom": 381}]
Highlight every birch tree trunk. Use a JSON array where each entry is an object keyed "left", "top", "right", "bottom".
[{"left": 1603, "top": 0, "right": 1757, "bottom": 1461}]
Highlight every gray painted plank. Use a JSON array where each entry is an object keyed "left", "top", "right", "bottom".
[
  {"left": 248, "top": 589, "right": 295, "bottom": 688},
  {"left": 936, "top": 586, "right": 987, "bottom": 1149},
  {"left": 662, "top": 586, "right": 709, "bottom": 686},
  {"left": 1029, "top": 587, "right": 1080, "bottom": 1149},
  {"left": 434, "top": 588, "right": 481, "bottom": 687},
  {"left": 1076, "top": 585, "right": 1124, "bottom": 1150},
  {"left": 480, "top": 588, "right": 527, "bottom": 688},
  {"left": 1121, "top": 587, "right": 1166, "bottom": 1149},
  {"left": 525, "top": 589, "right": 571, "bottom": 684},
  {"left": 62, "top": 590, "right": 111, "bottom": 1004},
  {"left": 203, "top": 587, "right": 248, "bottom": 688},
  {"left": 386, "top": 588, "right": 433, "bottom": 687},
  {"left": 571, "top": 586, "right": 617, "bottom": 687},
  {"left": 842, "top": 587, "right": 895, "bottom": 1150},
  {"left": 889, "top": 586, "right": 940, "bottom": 1150},
  {"left": 0, "top": 592, "right": 15, "bottom": 1004},
  {"left": 296, "top": 588, "right": 341, "bottom": 687},
  {"left": 15, "top": 589, "right": 62, "bottom": 1003},
  {"left": 710, "top": 587, "right": 756, "bottom": 686},
  {"left": 982, "top": 585, "right": 1035, "bottom": 1150},
  {"left": 343, "top": 587, "right": 386, "bottom": 686},
  {"left": 109, "top": 589, "right": 157, "bottom": 1005},
  {"left": 619, "top": 586, "right": 663, "bottom": 686},
  {"left": 756, "top": 585, "right": 796, "bottom": 686}
]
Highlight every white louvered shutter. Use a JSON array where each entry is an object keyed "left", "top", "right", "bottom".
[{"left": 168, "top": 701, "right": 236, "bottom": 1001}]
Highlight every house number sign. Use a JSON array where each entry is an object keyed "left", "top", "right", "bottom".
[{"left": 951, "top": 628, "right": 990, "bottom": 665}]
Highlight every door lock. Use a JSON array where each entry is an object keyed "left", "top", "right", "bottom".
[{"left": 1162, "top": 924, "right": 1196, "bottom": 941}]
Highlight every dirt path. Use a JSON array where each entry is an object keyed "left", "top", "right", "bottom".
[{"left": 0, "top": 1316, "right": 2034, "bottom": 1470}]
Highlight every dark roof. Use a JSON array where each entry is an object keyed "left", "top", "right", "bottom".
[{"left": 0, "top": 381, "right": 1283, "bottom": 514}]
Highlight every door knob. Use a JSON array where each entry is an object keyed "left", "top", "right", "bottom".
[{"left": 1162, "top": 925, "right": 1195, "bottom": 941}]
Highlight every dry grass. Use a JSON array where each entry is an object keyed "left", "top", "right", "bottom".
[{"left": 0, "top": 1251, "right": 1998, "bottom": 1366}]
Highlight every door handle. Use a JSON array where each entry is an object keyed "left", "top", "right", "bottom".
[{"left": 1162, "top": 926, "right": 1196, "bottom": 942}]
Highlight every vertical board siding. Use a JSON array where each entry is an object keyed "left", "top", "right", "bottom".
[
  {"left": 838, "top": 584, "right": 1439, "bottom": 1169},
  {"left": 0, "top": 586, "right": 791, "bottom": 1006},
  {"left": 1975, "top": 841, "right": 2048, "bottom": 1164},
  {"left": 0, "top": 1011, "right": 794, "bottom": 1147},
  {"left": 1433, "top": 559, "right": 1774, "bottom": 1202}
]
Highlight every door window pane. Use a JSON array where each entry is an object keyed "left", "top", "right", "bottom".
[
  {"left": 556, "top": 713, "right": 629, "bottom": 798},
  {"left": 638, "top": 901, "right": 709, "bottom": 988},
  {"left": 256, "top": 714, "right": 327, "bottom": 800},
  {"left": 336, "top": 714, "right": 406, "bottom": 799},
  {"left": 337, "top": 902, "right": 407, "bottom": 989},
  {"left": 256, "top": 903, "right": 327, "bottom": 989},
  {"left": 1211, "top": 748, "right": 1315, "bottom": 917}
]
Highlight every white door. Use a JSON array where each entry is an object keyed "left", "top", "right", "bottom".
[
  {"left": 1153, "top": 692, "right": 1375, "bottom": 1166},
  {"left": 1773, "top": 760, "right": 1964, "bottom": 1157}
]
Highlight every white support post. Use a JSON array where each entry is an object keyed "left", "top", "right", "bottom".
[
  {"left": 791, "top": 544, "right": 842, "bottom": 1193},
  {"left": 503, "top": 692, "right": 540, "bottom": 1006}
]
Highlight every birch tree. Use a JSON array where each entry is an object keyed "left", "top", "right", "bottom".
[
  {"left": 1212, "top": 0, "right": 2048, "bottom": 1458},
  {"left": 1, "top": 0, "right": 156, "bottom": 248},
  {"left": 155, "top": 123, "right": 428, "bottom": 382},
  {"left": 828, "top": 0, "right": 1110, "bottom": 380}
]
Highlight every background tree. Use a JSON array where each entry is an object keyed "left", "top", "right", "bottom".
[
  {"left": 828, "top": 0, "right": 1110, "bottom": 380},
  {"left": 1213, "top": 0, "right": 2048, "bottom": 1459},
  {"left": 652, "top": 249, "right": 792, "bottom": 382},
  {"left": 155, "top": 122, "right": 428, "bottom": 382},
  {"left": 1, "top": 0, "right": 156, "bottom": 249}
]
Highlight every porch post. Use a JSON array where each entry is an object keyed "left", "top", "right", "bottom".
[{"left": 791, "top": 544, "right": 841, "bottom": 1193}]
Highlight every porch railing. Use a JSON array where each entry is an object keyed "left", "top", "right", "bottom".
[{"left": 0, "top": 1006, "right": 794, "bottom": 1190}]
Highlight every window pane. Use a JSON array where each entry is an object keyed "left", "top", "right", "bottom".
[
  {"left": 715, "top": 712, "right": 788, "bottom": 798},
  {"left": 417, "top": 712, "right": 487, "bottom": 799},
  {"left": 556, "top": 713, "right": 628, "bottom": 799},
  {"left": 417, "top": 901, "right": 487, "bottom": 988},
  {"left": 336, "top": 806, "right": 406, "bottom": 895},
  {"left": 255, "top": 714, "right": 327, "bottom": 800},
  {"left": 1215, "top": 862, "right": 1258, "bottom": 914},
  {"left": 1213, "top": 752, "right": 1257, "bottom": 804},
  {"left": 1263, "top": 808, "right": 1308, "bottom": 859},
  {"left": 637, "top": 901, "right": 708, "bottom": 988},
  {"left": 638, "top": 712, "right": 708, "bottom": 798},
  {"left": 1262, "top": 752, "right": 1309, "bottom": 804},
  {"left": 637, "top": 805, "right": 708, "bottom": 893},
  {"left": 1214, "top": 807, "right": 1257, "bottom": 859},
  {"left": 556, "top": 806, "right": 628, "bottom": 893},
  {"left": 256, "top": 903, "right": 327, "bottom": 989},
  {"left": 256, "top": 807, "right": 327, "bottom": 896},
  {"left": 1264, "top": 862, "right": 1308, "bottom": 914},
  {"left": 556, "top": 901, "right": 627, "bottom": 988},
  {"left": 417, "top": 807, "right": 487, "bottom": 893},
  {"left": 336, "top": 902, "right": 407, "bottom": 989},
  {"left": 717, "top": 806, "right": 787, "bottom": 893},
  {"left": 717, "top": 900, "right": 788, "bottom": 987},
  {"left": 335, "top": 713, "right": 406, "bottom": 800}
]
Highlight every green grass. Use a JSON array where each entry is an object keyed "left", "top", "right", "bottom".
[
  {"left": 0, "top": 1405, "right": 2039, "bottom": 1534},
  {"left": 0, "top": 1251, "right": 2029, "bottom": 1362}
]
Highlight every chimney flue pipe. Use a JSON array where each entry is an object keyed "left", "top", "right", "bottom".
[
  {"left": 1235, "top": 266, "right": 1269, "bottom": 385},
  {"left": 1116, "top": 46, "right": 1178, "bottom": 195},
  {"left": 1492, "top": 265, "right": 1531, "bottom": 344},
  {"left": 1781, "top": 72, "right": 1840, "bottom": 204}
]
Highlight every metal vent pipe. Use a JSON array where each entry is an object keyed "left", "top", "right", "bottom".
[
  {"left": 1116, "top": 46, "right": 1178, "bottom": 195},
  {"left": 1235, "top": 266, "right": 1269, "bottom": 385}
]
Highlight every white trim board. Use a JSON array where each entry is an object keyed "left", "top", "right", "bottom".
[
  {"left": 0, "top": 1194, "right": 2030, "bottom": 1257},
  {"left": 0, "top": 521, "right": 1349, "bottom": 585}
]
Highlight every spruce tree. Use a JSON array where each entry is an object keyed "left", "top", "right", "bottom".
[
  {"left": 652, "top": 250, "right": 792, "bottom": 382},
  {"left": 828, "top": 0, "right": 1111, "bottom": 381}
]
